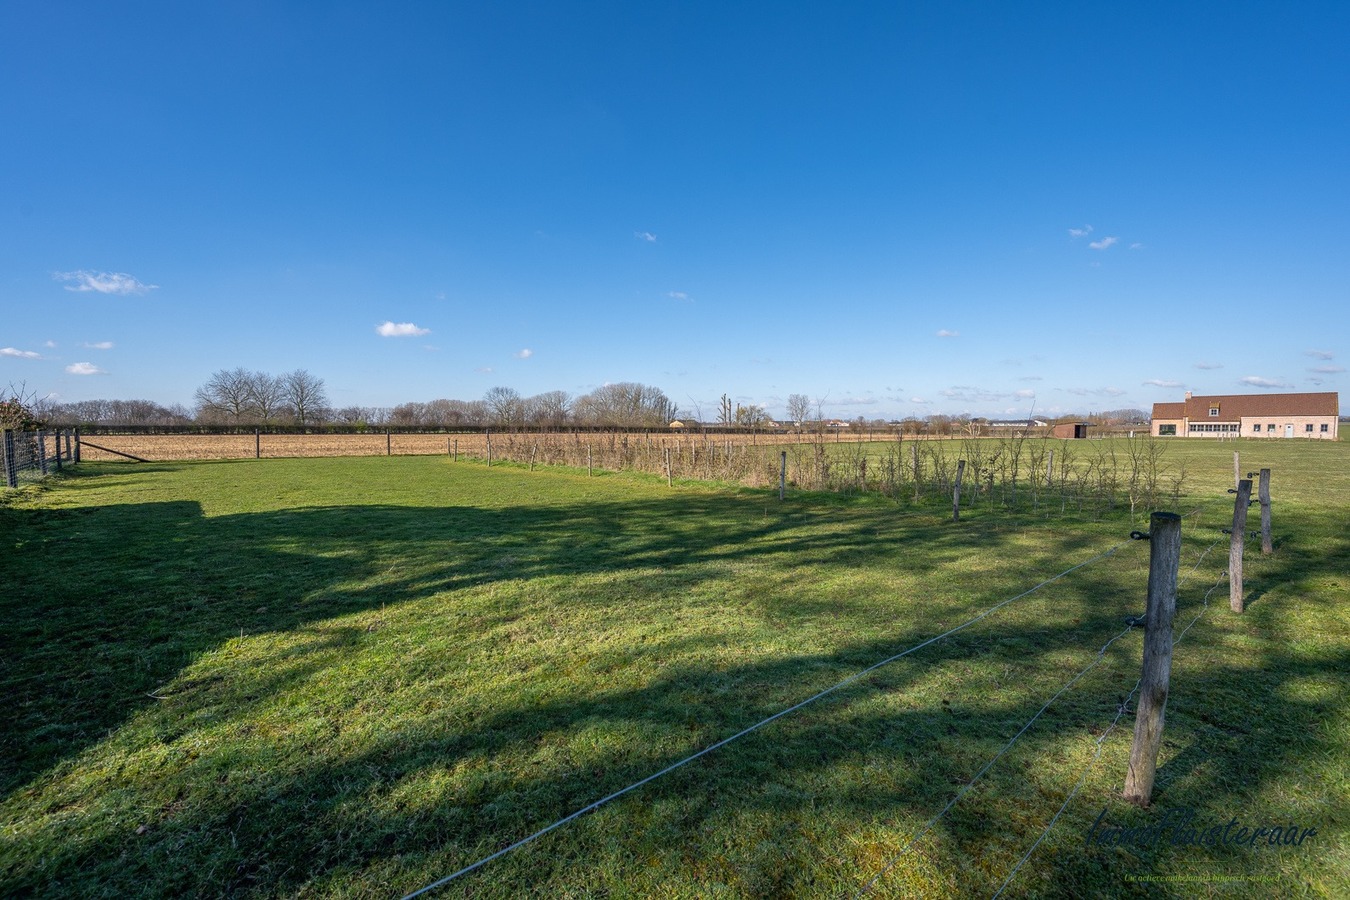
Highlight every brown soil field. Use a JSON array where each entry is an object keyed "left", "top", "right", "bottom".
[{"left": 74, "top": 430, "right": 887, "bottom": 463}]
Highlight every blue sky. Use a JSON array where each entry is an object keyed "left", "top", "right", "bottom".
[{"left": 3, "top": 1, "right": 1346, "bottom": 420}]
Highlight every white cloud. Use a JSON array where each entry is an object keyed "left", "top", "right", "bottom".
[
  {"left": 55, "top": 270, "right": 158, "bottom": 295},
  {"left": 1194, "top": 361, "right": 1223, "bottom": 370},
  {"left": 44, "top": 340, "right": 57, "bottom": 348},
  {"left": 2, "top": 347, "right": 42, "bottom": 359},
  {"left": 910, "top": 397, "right": 930, "bottom": 404},
  {"left": 1088, "top": 236, "right": 1119, "bottom": 250},
  {"left": 1309, "top": 365, "right": 1344, "bottom": 374},
  {"left": 936, "top": 329, "right": 959, "bottom": 338},
  {"left": 83, "top": 341, "right": 114, "bottom": 350},
  {"left": 1239, "top": 376, "right": 1293, "bottom": 389},
  {"left": 1062, "top": 386, "right": 1127, "bottom": 397},
  {"left": 635, "top": 231, "right": 657, "bottom": 242},
  {"left": 514, "top": 348, "right": 533, "bottom": 359},
  {"left": 1143, "top": 379, "right": 1183, "bottom": 388},
  {"left": 66, "top": 362, "right": 103, "bottom": 375},
  {"left": 1305, "top": 349, "right": 1334, "bottom": 360},
  {"left": 1068, "top": 225, "right": 1093, "bottom": 238},
  {"left": 667, "top": 291, "right": 690, "bottom": 301},
  {"left": 1129, "top": 242, "right": 1144, "bottom": 250},
  {"left": 476, "top": 366, "right": 493, "bottom": 374},
  {"left": 376, "top": 321, "right": 430, "bottom": 337},
  {"left": 1013, "top": 389, "right": 1036, "bottom": 399}
]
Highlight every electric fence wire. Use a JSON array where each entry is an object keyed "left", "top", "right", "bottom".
[
  {"left": 857, "top": 532, "right": 1227, "bottom": 897},
  {"left": 400, "top": 538, "right": 1138, "bottom": 899},
  {"left": 990, "top": 551, "right": 1229, "bottom": 898}
]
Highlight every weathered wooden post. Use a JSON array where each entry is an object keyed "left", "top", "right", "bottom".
[
  {"left": 53, "top": 430, "right": 63, "bottom": 472},
  {"left": 779, "top": 450, "right": 787, "bottom": 501},
  {"left": 1230, "top": 478, "right": 1252, "bottom": 612},
  {"left": 1258, "top": 468, "right": 1272, "bottom": 555},
  {"left": 530, "top": 443, "right": 537, "bottom": 471},
  {"left": 665, "top": 447, "right": 672, "bottom": 486},
  {"left": 1123, "top": 511, "right": 1182, "bottom": 807},
  {"left": 255, "top": 428, "right": 261, "bottom": 459},
  {"left": 952, "top": 459, "right": 966, "bottom": 521},
  {"left": 3, "top": 430, "right": 17, "bottom": 488},
  {"left": 73, "top": 427, "right": 81, "bottom": 464},
  {"left": 587, "top": 443, "right": 592, "bottom": 477},
  {"left": 487, "top": 431, "right": 493, "bottom": 467},
  {"left": 386, "top": 429, "right": 392, "bottom": 457},
  {"left": 1233, "top": 451, "right": 1240, "bottom": 490},
  {"left": 453, "top": 438, "right": 458, "bottom": 461},
  {"left": 37, "top": 430, "right": 48, "bottom": 475}
]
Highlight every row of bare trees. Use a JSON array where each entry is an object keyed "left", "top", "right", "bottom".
[{"left": 191, "top": 369, "right": 330, "bottom": 425}]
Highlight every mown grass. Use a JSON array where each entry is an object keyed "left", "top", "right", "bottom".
[{"left": 1, "top": 445, "right": 1346, "bottom": 898}]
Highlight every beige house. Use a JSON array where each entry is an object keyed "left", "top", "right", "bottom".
[{"left": 1151, "top": 391, "right": 1339, "bottom": 440}]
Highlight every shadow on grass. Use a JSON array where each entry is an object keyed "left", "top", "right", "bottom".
[{"left": 1, "top": 481, "right": 1344, "bottom": 897}]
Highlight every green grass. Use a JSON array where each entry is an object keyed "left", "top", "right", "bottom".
[{"left": 1, "top": 447, "right": 1346, "bottom": 897}]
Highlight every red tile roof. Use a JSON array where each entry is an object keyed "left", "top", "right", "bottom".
[{"left": 1151, "top": 392, "right": 1339, "bottom": 420}]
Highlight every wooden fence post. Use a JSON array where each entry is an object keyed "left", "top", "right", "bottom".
[
  {"left": 255, "top": 428, "right": 261, "bottom": 459},
  {"left": 386, "top": 429, "right": 392, "bottom": 457},
  {"left": 587, "top": 444, "right": 592, "bottom": 477},
  {"left": 3, "top": 430, "right": 17, "bottom": 488},
  {"left": 780, "top": 450, "right": 787, "bottom": 500},
  {"left": 1233, "top": 451, "right": 1240, "bottom": 490},
  {"left": 37, "top": 430, "right": 48, "bottom": 475},
  {"left": 665, "top": 447, "right": 672, "bottom": 486},
  {"left": 952, "top": 459, "right": 966, "bottom": 521},
  {"left": 73, "top": 428, "right": 81, "bottom": 464},
  {"left": 1258, "top": 468, "right": 1272, "bottom": 555},
  {"left": 530, "top": 443, "right": 537, "bottom": 471},
  {"left": 1123, "top": 511, "right": 1183, "bottom": 807},
  {"left": 487, "top": 432, "right": 492, "bottom": 467},
  {"left": 53, "top": 430, "right": 63, "bottom": 472},
  {"left": 453, "top": 439, "right": 458, "bottom": 461},
  {"left": 1230, "top": 478, "right": 1252, "bottom": 613}
]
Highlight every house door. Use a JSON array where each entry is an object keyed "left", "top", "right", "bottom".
[{"left": 1285, "top": 424, "right": 1294, "bottom": 438}]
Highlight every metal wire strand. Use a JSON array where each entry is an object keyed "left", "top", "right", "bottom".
[
  {"left": 990, "top": 564, "right": 1228, "bottom": 898},
  {"left": 401, "top": 539, "right": 1136, "bottom": 899}
]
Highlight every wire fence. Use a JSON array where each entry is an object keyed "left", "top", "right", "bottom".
[
  {"left": 403, "top": 504, "right": 1245, "bottom": 899},
  {"left": 402, "top": 536, "right": 1151, "bottom": 899},
  {"left": 1, "top": 429, "right": 76, "bottom": 489},
  {"left": 856, "top": 534, "right": 1228, "bottom": 897}
]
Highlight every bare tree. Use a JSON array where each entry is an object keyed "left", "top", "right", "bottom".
[
  {"left": 787, "top": 393, "right": 811, "bottom": 426},
  {"left": 248, "top": 372, "right": 288, "bottom": 422},
  {"left": 483, "top": 386, "right": 524, "bottom": 426},
  {"left": 525, "top": 390, "right": 571, "bottom": 427},
  {"left": 574, "top": 382, "right": 677, "bottom": 427},
  {"left": 194, "top": 368, "right": 257, "bottom": 422},
  {"left": 735, "top": 403, "right": 769, "bottom": 427},
  {"left": 283, "top": 370, "right": 328, "bottom": 425}
]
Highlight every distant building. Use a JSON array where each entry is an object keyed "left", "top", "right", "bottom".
[
  {"left": 1052, "top": 422, "right": 1090, "bottom": 439},
  {"left": 1150, "top": 391, "right": 1339, "bottom": 439},
  {"left": 988, "top": 418, "right": 1049, "bottom": 431}
]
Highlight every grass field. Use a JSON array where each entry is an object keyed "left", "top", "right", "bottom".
[{"left": 1, "top": 442, "right": 1346, "bottom": 897}]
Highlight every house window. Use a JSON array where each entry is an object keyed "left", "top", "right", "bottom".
[
  {"left": 1306, "top": 424, "right": 1314, "bottom": 432},
  {"left": 1209, "top": 407, "right": 1220, "bottom": 417},
  {"left": 1267, "top": 424, "right": 1276, "bottom": 432},
  {"left": 1252, "top": 424, "right": 1261, "bottom": 433},
  {"left": 1322, "top": 424, "right": 1329, "bottom": 432},
  {"left": 1158, "top": 424, "right": 1176, "bottom": 436}
]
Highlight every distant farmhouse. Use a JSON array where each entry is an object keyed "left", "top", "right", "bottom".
[{"left": 1151, "top": 391, "right": 1339, "bottom": 440}]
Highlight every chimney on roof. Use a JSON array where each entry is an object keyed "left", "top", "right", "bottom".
[{"left": 1184, "top": 391, "right": 1192, "bottom": 400}]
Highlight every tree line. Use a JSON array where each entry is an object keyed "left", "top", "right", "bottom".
[
  {"left": 22, "top": 372, "right": 1148, "bottom": 431},
  {"left": 36, "top": 370, "right": 683, "bottom": 429}
]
